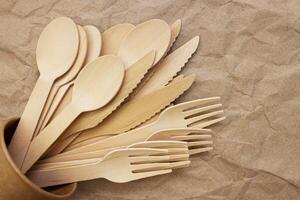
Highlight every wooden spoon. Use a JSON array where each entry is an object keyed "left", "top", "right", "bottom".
[
  {"left": 130, "top": 19, "right": 182, "bottom": 96},
  {"left": 38, "top": 25, "right": 101, "bottom": 132},
  {"left": 8, "top": 17, "right": 79, "bottom": 168},
  {"left": 34, "top": 25, "right": 88, "bottom": 136},
  {"left": 101, "top": 23, "right": 135, "bottom": 55},
  {"left": 118, "top": 19, "right": 171, "bottom": 68},
  {"left": 21, "top": 55, "right": 125, "bottom": 172}
]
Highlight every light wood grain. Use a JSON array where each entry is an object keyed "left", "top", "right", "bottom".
[
  {"left": 135, "top": 36, "right": 199, "bottom": 98},
  {"left": 8, "top": 17, "right": 79, "bottom": 168},
  {"left": 118, "top": 19, "right": 171, "bottom": 68},
  {"left": 21, "top": 55, "right": 125, "bottom": 172},
  {"left": 147, "top": 128, "right": 214, "bottom": 156},
  {"left": 37, "top": 25, "right": 102, "bottom": 133},
  {"left": 169, "top": 19, "right": 181, "bottom": 51},
  {"left": 28, "top": 148, "right": 190, "bottom": 187},
  {"left": 101, "top": 23, "right": 135, "bottom": 55},
  {"left": 43, "top": 138, "right": 189, "bottom": 164},
  {"left": 53, "top": 51, "right": 156, "bottom": 142},
  {"left": 66, "top": 74, "right": 195, "bottom": 148},
  {"left": 34, "top": 25, "right": 88, "bottom": 136},
  {"left": 83, "top": 25, "right": 102, "bottom": 65},
  {"left": 45, "top": 51, "right": 156, "bottom": 156},
  {"left": 130, "top": 19, "right": 182, "bottom": 97},
  {"left": 63, "top": 96, "right": 222, "bottom": 156},
  {"left": 35, "top": 140, "right": 188, "bottom": 167}
]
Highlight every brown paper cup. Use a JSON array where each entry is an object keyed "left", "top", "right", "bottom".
[{"left": 0, "top": 118, "right": 77, "bottom": 200}]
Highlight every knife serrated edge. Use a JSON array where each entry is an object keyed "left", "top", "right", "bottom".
[
  {"left": 134, "top": 36, "right": 199, "bottom": 99},
  {"left": 137, "top": 74, "right": 185, "bottom": 127},
  {"left": 45, "top": 51, "right": 156, "bottom": 156},
  {"left": 130, "top": 19, "right": 182, "bottom": 98},
  {"left": 64, "top": 51, "right": 156, "bottom": 136},
  {"left": 69, "top": 74, "right": 196, "bottom": 146}
]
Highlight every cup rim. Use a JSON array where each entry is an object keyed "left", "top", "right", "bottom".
[{"left": 1, "top": 118, "right": 77, "bottom": 199}]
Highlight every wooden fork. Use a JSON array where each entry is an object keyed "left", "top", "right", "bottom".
[
  {"left": 39, "top": 128, "right": 212, "bottom": 164},
  {"left": 65, "top": 97, "right": 225, "bottom": 152},
  {"left": 36, "top": 97, "right": 221, "bottom": 165},
  {"left": 36, "top": 140, "right": 189, "bottom": 164},
  {"left": 147, "top": 128, "right": 213, "bottom": 155},
  {"left": 27, "top": 147, "right": 190, "bottom": 187}
]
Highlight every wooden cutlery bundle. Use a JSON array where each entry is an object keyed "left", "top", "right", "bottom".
[{"left": 7, "top": 17, "right": 225, "bottom": 188}]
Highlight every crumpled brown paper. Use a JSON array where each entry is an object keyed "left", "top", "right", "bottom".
[{"left": 0, "top": 0, "right": 299, "bottom": 199}]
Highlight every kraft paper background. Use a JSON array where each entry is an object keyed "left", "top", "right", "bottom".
[{"left": 0, "top": 0, "right": 299, "bottom": 199}]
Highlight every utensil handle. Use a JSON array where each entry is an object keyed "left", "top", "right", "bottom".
[
  {"left": 33, "top": 82, "right": 60, "bottom": 136},
  {"left": 36, "top": 81, "right": 73, "bottom": 135},
  {"left": 8, "top": 77, "right": 53, "bottom": 168},
  {"left": 28, "top": 160, "right": 103, "bottom": 187},
  {"left": 64, "top": 120, "right": 158, "bottom": 154},
  {"left": 21, "top": 103, "right": 81, "bottom": 173}
]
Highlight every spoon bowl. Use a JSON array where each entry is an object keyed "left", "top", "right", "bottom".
[
  {"left": 73, "top": 55, "right": 125, "bottom": 111},
  {"left": 37, "top": 17, "right": 79, "bottom": 78},
  {"left": 101, "top": 23, "right": 135, "bottom": 55},
  {"left": 118, "top": 19, "right": 171, "bottom": 68}
]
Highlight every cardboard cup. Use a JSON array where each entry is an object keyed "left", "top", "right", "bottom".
[{"left": 0, "top": 118, "right": 77, "bottom": 200}]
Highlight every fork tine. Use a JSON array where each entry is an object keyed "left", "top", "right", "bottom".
[
  {"left": 191, "top": 116, "right": 226, "bottom": 128},
  {"left": 148, "top": 128, "right": 212, "bottom": 141},
  {"left": 132, "top": 160, "right": 190, "bottom": 172},
  {"left": 189, "top": 147, "right": 213, "bottom": 155},
  {"left": 129, "top": 141, "right": 187, "bottom": 149},
  {"left": 174, "top": 97, "right": 221, "bottom": 111},
  {"left": 186, "top": 110, "right": 224, "bottom": 125},
  {"left": 184, "top": 104, "right": 222, "bottom": 117},
  {"left": 131, "top": 162, "right": 172, "bottom": 171},
  {"left": 130, "top": 154, "right": 189, "bottom": 164},
  {"left": 172, "top": 135, "right": 212, "bottom": 141},
  {"left": 170, "top": 160, "right": 191, "bottom": 169},
  {"left": 131, "top": 169, "right": 172, "bottom": 180},
  {"left": 104, "top": 148, "right": 169, "bottom": 160},
  {"left": 166, "top": 148, "right": 189, "bottom": 154},
  {"left": 188, "top": 141, "right": 213, "bottom": 147}
]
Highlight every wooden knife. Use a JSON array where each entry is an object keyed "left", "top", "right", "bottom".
[
  {"left": 69, "top": 74, "right": 195, "bottom": 146},
  {"left": 134, "top": 36, "right": 199, "bottom": 98}
]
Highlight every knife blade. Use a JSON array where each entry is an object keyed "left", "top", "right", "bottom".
[
  {"left": 69, "top": 74, "right": 195, "bottom": 146},
  {"left": 134, "top": 36, "right": 199, "bottom": 98}
]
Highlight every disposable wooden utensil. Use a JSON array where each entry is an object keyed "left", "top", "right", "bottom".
[
  {"left": 101, "top": 23, "right": 135, "bottom": 55},
  {"left": 45, "top": 51, "right": 156, "bottom": 156},
  {"left": 67, "top": 74, "right": 196, "bottom": 146},
  {"left": 136, "top": 75, "right": 186, "bottom": 128},
  {"left": 35, "top": 140, "right": 189, "bottom": 167},
  {"left": 58, "top": 20, "right": 181, "bottom": 146},
  {"left": 84, "top": 25, "right": 102, "bottom": 64},
  {"left": 169, "top": 19, "right": 181, "bottom": 50},
  {"left": 34, "top": 25, "right": 88, "bottom": 136},
  {"left": 9, "top": 17, "right": 79, "bottom": 168},
  {"left": 134, "top": 36, "right": 199, "bottom": 98},
  {"left": 27, "top": 147, "right": 190, "bottom": 187},
  {"left": 63, "top": 97, "right": 224, "bottom": 154},
  {"left": 130, "top": 19, "right": 182, "bottom": 96},
  {"left": 118, "top": 19, "right": 171, "bottom": 68},
  {"left": 37, "top": 25, "right": 102, "bottom": 133},
  {"left": 21, "top": 55, "right": 125, "bottom": 172},
  {"left": 147, "top": 128, "right": 213, "bottom": 155}
]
